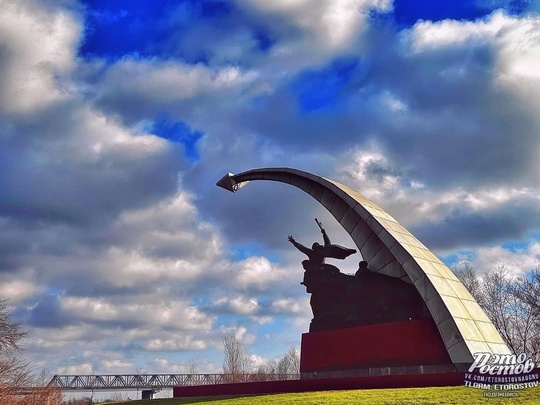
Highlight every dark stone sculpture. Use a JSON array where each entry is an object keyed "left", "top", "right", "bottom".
[{"left": 289, "top": 220, "right": 429, "bottom": 332}]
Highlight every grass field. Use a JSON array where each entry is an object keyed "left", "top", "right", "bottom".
[{"left": 110, "top": 385, "right": 540, "bottom": 404}]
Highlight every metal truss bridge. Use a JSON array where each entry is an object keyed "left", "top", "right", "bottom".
[{"left": 49, "top": 373, "right": 300, "bottom": 391}]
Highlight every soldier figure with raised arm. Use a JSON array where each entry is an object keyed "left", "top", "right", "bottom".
[
  {"left": 288, "top": 219, "right": 357, "bottom": 330},
  {"left": 287, "top": 218, "right": 356, "bottom": 266}
]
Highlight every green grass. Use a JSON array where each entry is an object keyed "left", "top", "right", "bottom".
[{"left": 109, "top": 385, "right": 540, "bottom": 404}]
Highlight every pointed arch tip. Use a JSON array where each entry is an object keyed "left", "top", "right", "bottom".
[
  {"left": 217, "top": 172, "right": 249, "bottom": 193},
  {"left": 216, "top": 172, "right": 237, "bottom": 192}
]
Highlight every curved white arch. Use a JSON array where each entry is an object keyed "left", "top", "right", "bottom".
[{"left": 217, "top": 167, "right": 510, "bottom": 367}]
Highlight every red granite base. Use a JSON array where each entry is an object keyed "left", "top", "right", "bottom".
[{"left": 301, "top": 319, "right": 452, "bottom": 373}]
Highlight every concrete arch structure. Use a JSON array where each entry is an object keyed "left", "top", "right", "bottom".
[{"left": 217, "top": 167, "right": 510, "bottom": 367}]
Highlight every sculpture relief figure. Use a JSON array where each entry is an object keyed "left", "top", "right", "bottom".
[
  {"left": 288, "top": 220, "right": 428, "bottom": 332},
  {"left": 288, "top": 219, "right": 357, "bottom": 330},
  {"left": 287, "top": 218, "right": 356, "bottom": 266}
]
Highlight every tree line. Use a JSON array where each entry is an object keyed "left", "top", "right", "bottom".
[{"left": 222, "top": 335, "right": 300, "bottom": 382}]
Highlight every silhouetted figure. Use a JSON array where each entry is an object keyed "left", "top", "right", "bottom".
[
  {"left": 288, "top": 218, "right": 356, "bottom": 266},
  {"left": 350, "top": 260, "right": 430, "bottom": 329},
  {"left": 289, "top": 219, "right": 357, "bottom": 330},
  {"left": 355, "top": 260, "right": 369, "bottom": 277}
]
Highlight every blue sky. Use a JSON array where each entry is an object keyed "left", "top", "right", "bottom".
[{"left": 1, "top": 0, "right": 540, "bottom": 384}]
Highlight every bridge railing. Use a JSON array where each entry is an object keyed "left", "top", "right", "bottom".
[{"left": 49, "top": 373, "right": 300, "bottom": 390}]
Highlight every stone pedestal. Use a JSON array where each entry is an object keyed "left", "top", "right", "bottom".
[{"left": 300, "top": 319, "right": 453, "bottom": 377}]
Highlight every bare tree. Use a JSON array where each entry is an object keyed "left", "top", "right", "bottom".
[
  {"left": 1, "top": 299, "right": 31, "bottom": 402},
  {"left": 187, "top": 359, "right": 198, "bottom": 376},
  {"left": 1, "top": 300, "right": 61, "bottom": 404},
  {"left": 0, "top": 300, "right": 27, "bottom": 352},
  {"left": 254, "top": 347, "right": 300, "bottom": 381},
  {"left": 254, "top": 359, "right": 277, "bottom": 381},
  {"left": 453, "top": 263, "right": 482, "bottom": 302},
  {"left": 478, "top": 266, "right": 540, "bottom": 358},
  {"left": 512, "top": 268, "right": 540, "bottom": 360},
  {"left": 478, "top": 266, "right": 514, "bottom": 348},
  {"left": 222, "top": 335, "right": 252, "bottom": 382},
  {"left": 277, "top": 347, "right": 300, "bottom": 378},
  {"left": 256, "top": 359, "right": 276, "bottom": 374},
  {"left": 454, "top": 265, "right": 540, "bottom": 362},
  {"left": 286, "top": 347, "right": 300, "bottom": 374},
  {"left": 514, "top": 268, "right": 540, "bottom": 317}
]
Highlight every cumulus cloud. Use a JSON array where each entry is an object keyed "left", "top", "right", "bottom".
[
  {"left": 456, "top": 241, "right": 540, "bottom": 278},
  {"left": 271, "top": 298, "right": 304, "bottom": 315},
  {"left": 57, "top": 363, "right": 94, "bottom": 375},
  {"left": 152, "top": 358, "right": 218, "bottom": 373},
  {"left": 0, "top": 0, "right": 82, "bottom": 115},
  {"left": 336, "top": 146, "right": 540, "bottom": 251},
  {"left": 94, "top": 59, "right": 258, "bottom": 124},
  {"left": 0, "top": 279, "right": 41, "bottom": 304},
  {"left": 387, "top": 11, "right": 540, "bottom": 187},
  {"left": 100, "top": 357, "right": 134, "bottom": 374},
  {"left": 144, "top": 336, "right": 208, "bottom": 352},
  {"left": 212, "top": 296, "right": 259, "bottom": 315},
  {"left": 231, "top": 257, "right": 286, "bottom": 290},
  {"left": 237, "top": 0, "right": 392, "bottom": 65}
]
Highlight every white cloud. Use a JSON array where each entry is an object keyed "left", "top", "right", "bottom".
[
  {"left": 152, "top": 359, "right": 187, "bottom": 373},
  {"left": 0, "top": 279, "right": 41, "bottom": 303},
  {"left": 152, "top": 358, "right": 219, "bottom": 373},
  {"left": 103, "top": 60, "right": 254, "bottom": 100},
  {"left": 271, "top": 299, "right": 304, "bottom": 315},
  {"left": 251, "top": 315, "right": 273, "bottom": 325},
  {"left": 100, "top": 358, "right": 134, "bottom": 374},
  {"left": 213, "top": 296, "right": 260, "bottom": 315},
  {"left": 334, "top": 145, "right": 540, "bottom": 254},
  {"left": 404, "top": 11, "right": 540, "bottom": 109},
  {"left": 57, "top": 363, "right": 94, "bottom": 375},
  {"left": 237, "top": 327, "right": 257, "bottom": 345},
  {"left": 217, "top": 325, "right": 257, "bottom": 345},
  {"left": 95, "top": 59, "right": 259, "bottom": 123},
  {"left": 466, "top": 242, "right": 540, "bottom": 277},
  {"left": 144, "top": 336, "right": 207, "bottom": 352},
  {"left": 337, "top": 146, "right": 540, "bottom": 222},
  {"left": 493, "top": 12, "right": 540, "bottom": 127},
  {"left": 240, "top": 0, "right": 391, "bottom": 51},
  {"left": 231, "top": 257, "right": 289, "bottom": 290},
  {"left": 249, "top": 353, "right": 268, "bottom": 369},
  {"left": 234, "top": 0, "right": 392, "bottom": 72},
  {"left": 60, "top": 297, "right": 215, "bottom": 331},
  {"left": 405, "top": 12, "right": 509, "bottom": 53},
  {"left": 406, "top": 10, "right": 540, "bottom": 105},
  {"left": 0, "top": 0, "right": 81, "bottom": 114}
]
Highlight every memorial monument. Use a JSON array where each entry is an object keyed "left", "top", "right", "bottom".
[{"left": 217, "top": 167, "right": 510, "bottom": 378}]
